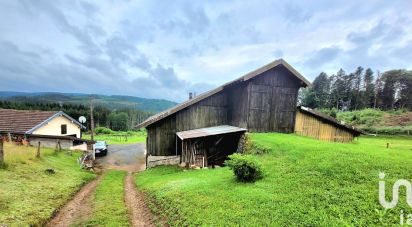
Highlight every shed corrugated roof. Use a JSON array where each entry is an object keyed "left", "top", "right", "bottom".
[
  {"left": 176, "top": 125, "right": 247, "bottom": 140},
  {"left": 137, "top": 59, "right": 311, "bottom": 129}
]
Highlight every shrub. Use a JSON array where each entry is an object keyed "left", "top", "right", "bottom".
[
  {"left": 95, "top": 127, "right": 114, "bottom": 135},
  {"left": 224, "top": 153, "right": 263, "bottom": 182}
]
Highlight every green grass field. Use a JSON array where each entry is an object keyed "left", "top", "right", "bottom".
[
  {"left": 82, "top": 131, "right": 146, "bottom": 144},
  {"left": 135, "top": 133, "right": 412, "bottom": 226},
  {"left": 0, "top": 144, "right": 95, "bottom": 226},
  {"left": 2, "top": 142, "right": 55, "bottom": 165},
  {"left": 77, "top": 170, "right": 129, "bottom": 226}
]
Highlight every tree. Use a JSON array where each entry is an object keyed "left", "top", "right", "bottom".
[
  {"left": 301, "top": 72, "right": 330, "bottom": 108},
  {"left": 362, "top": 68, "right": 375, "bottom": 108},
  {"left": 350, "top": 66, "right": 363, "bottom": 110}
]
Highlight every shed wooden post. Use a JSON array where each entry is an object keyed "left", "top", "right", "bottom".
[
  {"left": 0, "top": 138, "right": 4, "bottom": 165},
  {"left": 36, "top": 141, "right": 41, "bottom": 158}
]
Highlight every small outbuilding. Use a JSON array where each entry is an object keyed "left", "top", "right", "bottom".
[
  {"left": 294, "top": 106, "right": 363, "bottom": 142},
  {"left": 176, "top": 125, "right": 247, "bottom": 167}
]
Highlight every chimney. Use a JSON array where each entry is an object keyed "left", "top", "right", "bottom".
[{"left": 189, "top": 92, "right": 193, "bottom": 100}]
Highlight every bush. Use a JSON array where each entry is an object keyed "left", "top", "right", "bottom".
[
  {"left": 224, "top": 153, "right": 263, "bottom": 182},
  {"left": 95, "top": 127, "right": 114, "bottom": 135}
]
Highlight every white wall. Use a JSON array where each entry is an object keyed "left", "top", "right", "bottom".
[{"left": 32, "top": 115, "right": 81, "bottom": 138}]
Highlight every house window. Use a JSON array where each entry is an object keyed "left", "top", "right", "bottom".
[{"left": 61, "top": 124, "right": 67, "bottom": 135}]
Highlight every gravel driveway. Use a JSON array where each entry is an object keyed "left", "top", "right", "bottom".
[{"left": 96, "top": 143, "right": 146, "bottom": 172}]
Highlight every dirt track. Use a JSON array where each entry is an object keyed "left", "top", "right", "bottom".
[
  {"left": 46, "top": 176, "right": 101, "bottom": 227},
  {"left": 47, "top": 143, "right": 157, "bottom": 226},
  {"left": 125, "top": 173, "right": 155, "bottom": 227}
]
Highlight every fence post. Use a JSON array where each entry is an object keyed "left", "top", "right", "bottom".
[
  {"left": 36, "top": 141, "right": 41, "bottom": 158},
  {"left": 0, "top": 139, "right": 4, "bottom": 165},
  {"left": 55, "top": 140, "right": 61, "bottom": 152}
]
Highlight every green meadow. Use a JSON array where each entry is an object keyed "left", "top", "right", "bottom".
[{"left": 136, "top": 133, "right": 412, "bottom": 226}]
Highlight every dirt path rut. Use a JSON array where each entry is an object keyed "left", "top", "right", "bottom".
[
  {"left": 46, "top": 176, "right": 101, "bottom": 227},
  {"left": 125, "top": 172, "right": 155, "bottom": 227}
]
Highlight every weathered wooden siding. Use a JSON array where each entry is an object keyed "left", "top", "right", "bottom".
[
  {"left": 294, "top": 110, "right": 354, "bottom": 142},
  {"left": 246, "top": 65, "right": 299, "bottom": 132},
  {"left": 148, "top": 91, "right": 228, "bottom": 156},
  {"left": 147, "top": 65, "right": 303, "bottom": 155},
  {"left": 227, "top": 83, "right": 249, "bottom": 128}
]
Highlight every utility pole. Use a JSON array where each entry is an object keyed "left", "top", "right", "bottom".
[{"left": 90, "top": 97, "right": 95, "bottom": 141}]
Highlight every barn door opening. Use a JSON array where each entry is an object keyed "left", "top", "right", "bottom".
[
  {"left": 270, "top": 87, "right": 298, "bottom": 132},
  {"left": 248, "top": 84, "right": 271, "bottom": 132}
]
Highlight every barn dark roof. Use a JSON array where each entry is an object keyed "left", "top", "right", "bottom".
[
  {"left": 0, "top": 109, "right": 85, "bottom": 134},
  {"left": 297, "top": 106, "right": 364, "bottom": 135},
  {"left": 137, "top": 59, "right": 311, "bottom": 129}
]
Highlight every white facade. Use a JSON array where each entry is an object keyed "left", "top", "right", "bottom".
[{"left": 32, "top": 115, "right": 82, "bottom": 138}]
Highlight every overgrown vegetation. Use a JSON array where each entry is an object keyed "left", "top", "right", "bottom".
[
  {"left": 136, "top": 133, "right": 412, "bottom": 226},
  {"left": 0, "top": 143, "right": 95, "bottom": 225},
  {"left": 224, "top": 153, "right": 263, "bottom": 182},
  {"left": 317, "top": 108, "right": 412, "bottom": 135},
  {"left": 2, "top": 142, "right": 55, "bottom": 165},
  {"left": 78, "top": 170, "right": 129, "bottom": 226}
]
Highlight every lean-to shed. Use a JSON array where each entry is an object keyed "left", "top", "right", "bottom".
[{"left": 294, "top": 106, "right": 363, "bottom": 142}]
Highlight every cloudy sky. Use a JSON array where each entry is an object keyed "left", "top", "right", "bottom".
[{"left": 0, "top": 0, "right": 411, "bottom": 102}]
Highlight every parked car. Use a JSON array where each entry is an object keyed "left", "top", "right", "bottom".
[{"left": 95, "top": 141, "right": 108, "bottom": 156}]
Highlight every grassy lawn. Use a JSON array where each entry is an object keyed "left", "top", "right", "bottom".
[
  {"left": 135, "top": 133, "right": 412, "bottom": 226},
  {"left": 0, "top": 143, "right": 95, "bottom": 226},
  {"left": 82, "top": 131, "right": 146, "bottom": 144},
  {"left": 78, "top": 170, "right": 129, "bottom": 226}
]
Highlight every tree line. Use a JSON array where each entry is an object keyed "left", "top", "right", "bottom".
[
  {"left": 0, "top": 100, "right": 152, "bottom": 131},
  {"left": 301, "top": 67, "right": 412, "bottom": 111}
]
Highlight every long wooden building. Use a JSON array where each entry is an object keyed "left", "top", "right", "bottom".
[
  {"left": 294, "top": 106, "right": 363, "bottom": 142},
  {"left": 137, "top": 59, "right": 311, "bottom": 159}
]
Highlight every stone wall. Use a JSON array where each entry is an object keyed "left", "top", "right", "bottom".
[
  {"left": 29, "top": 137, "right": 73, "bottom": 149},
  {"left": 147, "top": 155, "right": 180, "bottom": 168}
]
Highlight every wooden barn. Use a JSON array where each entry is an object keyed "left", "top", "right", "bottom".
[
  {"left": 294, "top": 106, "right": 363, "bottom": 142},
  {"left": 137, "top": 59, "right": 311, "bottom": 166}
]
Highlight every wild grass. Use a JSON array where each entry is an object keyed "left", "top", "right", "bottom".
[
  {"left": 3, "top": 142, "right": 55, "bottom": 165},
  {"left": 79, "top": 170, "right": 129, "bottom": 226},
  {"left": 0, "top": 149, "right": 95, "bottom": 226},
  {"left": 136, "top": 133, "right": 412, "bottom": 226},
  {"left": 331, "top": 108, "right": 412, "bottom": 135}
]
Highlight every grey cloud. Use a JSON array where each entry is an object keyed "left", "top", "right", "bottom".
[
  {"left": 22, "top": 0, "right": 102, "bottom": 56},
  {"left": 304, "top": 46, "right": 342, "bottom": 68}
]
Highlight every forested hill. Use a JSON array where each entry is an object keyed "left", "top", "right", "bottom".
[{"left": 0, "top": 91, "right": 176, "bottom": 113}]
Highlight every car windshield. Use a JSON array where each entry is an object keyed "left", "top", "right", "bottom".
[{"left": 96, "top": 141, "right": 106, "bottom": 146}]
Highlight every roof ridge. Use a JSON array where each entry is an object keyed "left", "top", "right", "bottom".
[{"left": 136, "top": 59, "right": 310, "bottom": 128}]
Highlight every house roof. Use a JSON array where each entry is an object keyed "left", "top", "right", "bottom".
[
  {"left": 176, "top": 125, "right": 247, "bottom": 140},
  {"left": 297, "top": 106, "right": 364, "bottom": 135},
  {"left": 0, "top": 109, "right": 85, "bottom": 134},
  {"left": 137, "top": 59, "right": 311, "bottom": 129}
]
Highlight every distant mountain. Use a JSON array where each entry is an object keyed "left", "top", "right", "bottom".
[{"left": 0, "top": 91, "right": 177, "bottom": 113}]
